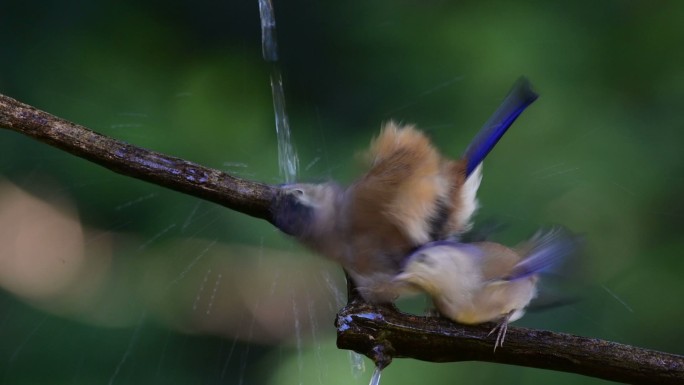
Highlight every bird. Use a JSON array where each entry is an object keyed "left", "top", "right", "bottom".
[
  {"left": 393, "top": 227, "right": 580, "bottom": 349},
  {"left": 271, "top": 78, "right": 538, "bottom": 303}
]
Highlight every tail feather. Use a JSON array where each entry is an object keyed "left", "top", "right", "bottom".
[
  {"left": 505, "top": 227, "right": 581, "bottom": 281},
  {"left": 464, "top": 77, "right": 538, "bottom": 177}
]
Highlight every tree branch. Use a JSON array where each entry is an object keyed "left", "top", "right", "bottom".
[
  {"left": 0, "top": 93, "right": 276, "bottom": 222},
  {"left": 1, "top": 92, "right": 682, "bottom": 383},
  {"left": 337, "top": 281, "right": 684, "bottom": 384}
]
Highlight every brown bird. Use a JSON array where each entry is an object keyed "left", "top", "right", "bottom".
[
  {"left": 272, "top": 78, "right": 538, "bottom": 303},
  {"left": 395, "top": 227, "right": 580, "bottom": 349}
]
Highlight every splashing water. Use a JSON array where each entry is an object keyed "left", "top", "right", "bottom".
[
  {"left": 291, "top": 294, "right": 304, "bottom": 385},
  {"left": 369, "top": 366, "right": 382, "bottom": 385},
  {"left": 206, "top": 273, "right": 222, "bottom": 315},
  {"left": 349, "top": 352, "right": 366, "bottom": 379},
  {"left": 258, "top": 0, "right": 299, "bottom": 183},
  {"left": 108, "top": 312, "right": 146, "bottom": 385},
  {"left": 271, "top": 68, "right": 299, "bottom": 182}
]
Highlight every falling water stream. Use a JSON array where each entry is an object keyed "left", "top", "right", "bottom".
[
  {"left": 368, "top": 367, "right": 382, "bottom": 385},
  {"left": 258, "top": 0, "right": 299, "bottom": 183},
  {"left": 257, "top": 2, "right": 383, "bottom": 384}
]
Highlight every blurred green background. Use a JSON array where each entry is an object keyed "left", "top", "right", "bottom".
[{"left": 1, "top": 0, "right": 683, "bottom": 384}]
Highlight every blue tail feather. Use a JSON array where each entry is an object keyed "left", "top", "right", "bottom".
[
  {"left": 505, "top": 227, "right": 582, "bottom": 281},
  {"left": 464, "top": 77, "right": 538, "bottom": 177}
]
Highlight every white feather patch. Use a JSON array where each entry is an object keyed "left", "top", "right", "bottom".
[{"left": 456, "top": 164, "right": 482, "bottom": 232}]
